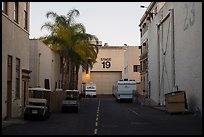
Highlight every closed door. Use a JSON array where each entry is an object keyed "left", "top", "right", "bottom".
[{"left": 90, "top": 71, "right": 122, "bottom": 94}]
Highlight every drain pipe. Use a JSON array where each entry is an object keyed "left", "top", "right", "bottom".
[{"left": 169, "top": 8, "right": 176, "bottom": 92}]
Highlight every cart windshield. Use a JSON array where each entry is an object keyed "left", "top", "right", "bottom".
[{"left": 66, "top": 91, "right": 79, "bottom": 100}]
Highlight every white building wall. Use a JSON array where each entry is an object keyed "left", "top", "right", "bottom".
[
  {"left": 29, "top": 40, "right": 39, "bottom": 87},
  {"left": 29, "top": 39, "right": 62, "bottom": 91},
  {"left": 148, "top": 12, "right": 160, "bottom": 105},
  {"left": 173, "top": 2, "right": 202, "bottom": 113},
  {"left": 148, "top": 2, "right": 202, "bottom": 113}
]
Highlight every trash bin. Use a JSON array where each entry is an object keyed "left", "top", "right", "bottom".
[{"left": 165, "top": 91, "right": 187, "bottom": 113}]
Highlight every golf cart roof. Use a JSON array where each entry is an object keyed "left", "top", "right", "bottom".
[
  {"left": 55, "top": 88, "right": 63, "bottom": 91},
  {"left": 65, "top": 90, "right": 79, "bottom": 92},
  {"left": 28, "top": 98, "right": 47, "bottom": 103},
  {"left": 28, "top": 87, "right": 52, "bottom": 92}
]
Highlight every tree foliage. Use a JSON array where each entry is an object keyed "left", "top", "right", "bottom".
[{"left": 40, "top": 8, "right": 99, "bottom": 90}]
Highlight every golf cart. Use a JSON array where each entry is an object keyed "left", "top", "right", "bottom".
[
  {"left": 24, "top": 88, "right": 51, "bottom": 120},
  {"left": 61, "top": 90, "right": 80, "bottom": 113}
]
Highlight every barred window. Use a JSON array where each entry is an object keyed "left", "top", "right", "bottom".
[
  {"left": 16, "top": 58, "right": 20, "bottom": 99},
  {"left": 23, "top": 2, "right": 28, "bottom": 30},
  {"left": 14, "top": 2, "right": 19, "bottom": 23},
  {"left": 7, "top": 55, "right": 12, "bottom": 81},
  {"left": 2, "top": 2, "right": 7, "bottom": 14},
  {"left": 133, "top": 65, "right": 140, "bottom": 72}
]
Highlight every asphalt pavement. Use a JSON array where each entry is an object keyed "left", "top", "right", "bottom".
[{"left": 2, "top": 96, "right": 202, "bottom": 135}]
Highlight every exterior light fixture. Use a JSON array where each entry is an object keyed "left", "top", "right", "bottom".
[
  {"left": 140, "top": 5, "right": 148, "bottom": 8},
  {"left": 86, "top": 68, "right": 89, "bottom": 75},
  {"left": 140, "top": 5, "right": 157, "bottom": 15}
]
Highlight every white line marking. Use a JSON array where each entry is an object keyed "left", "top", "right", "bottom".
[
  {"left": 128, "top": 108, "right": 139, "bottom": 116},
  {"left": 94, "top": 128, "right": 97, "bottom": 134},
  {"left": 95, "top": 122, "right": 98, "bottom": 127}
]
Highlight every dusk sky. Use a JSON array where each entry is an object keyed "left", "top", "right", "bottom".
[{"left": 30, "top": 2, "right": 150, "bottom": 46}]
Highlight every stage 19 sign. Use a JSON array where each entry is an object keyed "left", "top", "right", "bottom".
[{"left": 101, "top": 58, "right": 111, "bottom": 69}]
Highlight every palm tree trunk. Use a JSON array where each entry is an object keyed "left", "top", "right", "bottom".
[
  {"left": 74, "top": 65, "right": 80, "bottom": 90},
  {"left": 62, "top": 56, "right": 66, "bottom": 90},
  {"left": 62, "top": 56, "right": 70, "bottom": 90},
  {"left": 69, "top": 62, "right": 75, "bottom": 90},
  {"left": 67, "top": 59, "right": 72, "bottom": 90}
]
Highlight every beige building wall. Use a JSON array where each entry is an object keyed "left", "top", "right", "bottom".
[
  {"left": 2, "top": 2, "right": 30, "bottom": 119},
  {"left": 126, "top": 46, "right": 142, "bottom": 94},
  {"left": 91, "top": 46, "right": 124, "bottom": 95},
  {"left": 91, "top": 46, "right": 125, "bottom": 73},
  {"left": 126, "top": 46, "right": 141, "bottom": 82},
  {"left": 81, "top": 46, "right": 141, "bottom": 95}
]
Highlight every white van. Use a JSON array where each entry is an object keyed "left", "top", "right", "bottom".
[
  {"left": 85, "top": 83, "right": 96, "bottom": 97},
  {"left": 113, "top": 80, "right": 136, "bottom": 102}
]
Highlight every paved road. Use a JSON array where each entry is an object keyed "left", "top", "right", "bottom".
[{"left": 2, "top": 96, "right": 202, "bottom": 135}]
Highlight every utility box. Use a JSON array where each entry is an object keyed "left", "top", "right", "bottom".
[{"left": 165, "top": 91, "right": 187, "bottom": 113}]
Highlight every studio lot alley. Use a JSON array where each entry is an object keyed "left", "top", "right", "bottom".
[{"left": 2, "top": 96, "right": 202, "bottom": 135}]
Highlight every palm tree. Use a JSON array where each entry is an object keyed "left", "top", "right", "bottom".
[{"left": 40, "top": 8, "right": 99, "bottom": 90}]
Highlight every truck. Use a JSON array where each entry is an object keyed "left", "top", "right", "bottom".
[
  {"left": 61, "top": 90, "right": 80, "bottom": 112},
  {"left": 112, "top": 79, "right": 136, "bottom": 102},
  {"left": 24, "top": 88, "right": 51, "bottom": 120},
  {"left": 85, "top": 83, "right": 96, "bottom": 97}
]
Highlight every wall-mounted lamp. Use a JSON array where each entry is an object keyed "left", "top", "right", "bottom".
[
  {"left": 85, "top": 68, "right": 89, "bottom": 75},
  {"left": 140, "top": 5, "right": 148, "bottom": 8},
  {"left": 141, "top": 5, "right": 157, "bottom": 16}
]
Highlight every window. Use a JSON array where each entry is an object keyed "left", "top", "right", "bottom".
[
  {"left": 58, "top": 80, "right": 61, "bottom": 88},
  {"left": 133, "top": 65, "right": 140, "bottom": 72},
  {"left": 14, "top": 2, "right": 19, "bottom": 23},
  {"left": 55, "top": 82, "right": 57, "bottom": 90},
  {"left": 7, "top": 55, "right": 12, "bottom": 81},
  {"left": 2, "top": 2, "right": 7, "bottom": 14},
  {"left": 16, "top": 58, "right": 20, "bottom": 99},
  {"left": 23, "top": 2, "right": 28, "bottom": 30}
]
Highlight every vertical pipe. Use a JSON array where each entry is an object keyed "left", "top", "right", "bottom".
[
  {"left": 170, "top": 9, "right": 175, "bottom": 92},
  {"left": 157, "top": 24, "right": 160, "bottom": 105}
]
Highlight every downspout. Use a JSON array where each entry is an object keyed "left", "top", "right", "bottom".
[
  {"left": 170, "top": 9, "right": 176, "bottom": 92},
  {"left": 157, "top": 23, "right": 160, "bottom": 105}
]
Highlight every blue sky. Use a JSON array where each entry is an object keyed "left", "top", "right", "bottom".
[{"left": 30, "top": 2, "right": 150, "bottom": 46}]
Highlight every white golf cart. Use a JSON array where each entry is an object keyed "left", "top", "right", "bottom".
[{"left": 24, "top": 88, "right": 51, "bottom": 120}]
